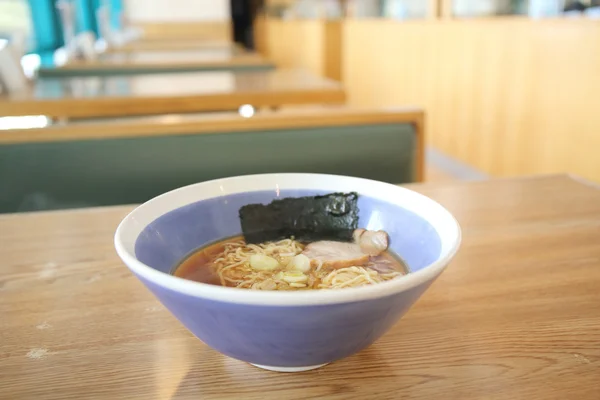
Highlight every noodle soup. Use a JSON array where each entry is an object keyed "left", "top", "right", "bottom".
[{"left": 173, "top": 235, "right": 408, "bottom": 291}]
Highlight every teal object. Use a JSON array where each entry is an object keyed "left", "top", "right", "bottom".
[
  {"left": 28, "top": 0, "right": 64, "bottom": 55},
  {"left": 0, "top": 124, "right": 417, "bottom": 213},
  {"left": 36, "top": 50, "right": 57, "bottom": 67},
  {"left": 74, "top": 0, "right": 99, "bottom": 37},
  {"left": 109, "top": 0, "right": 123, "bottom": 30},
  {"left": 37, "top": 63, "right": 276, "bottom": 77}
]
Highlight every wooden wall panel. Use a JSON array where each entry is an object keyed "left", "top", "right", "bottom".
[
  {"left": 266, "top": 19, "right": 325, "bottom": 77},
  {"left": 323, "top": 21, "right": 343, "bottom": 81},
  {"left": 253, "top": 14, "right": 269, "bottom": 56},
  {"left": 343, "top": 18, "right": 600, "bottom": 182},
  {"left": 265, "top": 19, "right": 343, "bottom": 81}
]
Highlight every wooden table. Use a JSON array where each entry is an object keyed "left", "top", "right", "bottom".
[
  {"left": 1, "top": 175, "right": 599, "bottom": 399},
  {"left": 38, "top": 51, "right": 273, "bottom": 77},
  {"left": 107, "top": 40, "right": 246, "bottom": 53},
  {"left": 0, "top": 69, "right": 345, "bottom": 118}
]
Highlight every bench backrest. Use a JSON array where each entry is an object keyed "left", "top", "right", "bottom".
[{"left": 0, "top": 109, "right": 423, "bottom": 213}]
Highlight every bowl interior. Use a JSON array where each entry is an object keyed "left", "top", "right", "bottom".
[{"left": 134, "top": 189, "right": 442, "bottom": 275}]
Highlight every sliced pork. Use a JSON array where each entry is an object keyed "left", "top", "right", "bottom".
[
  {"left": 353, "top": 229, "right": 389, "bottom": 256},
  {"left": 302, "top": 241, "right": 369, "bottom": 269}
]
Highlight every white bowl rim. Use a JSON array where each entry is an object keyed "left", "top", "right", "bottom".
[{"left": 114, "top": 173, "right": 462, "bottom": 306}]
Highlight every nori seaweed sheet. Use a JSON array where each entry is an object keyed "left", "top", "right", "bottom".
[{"left": 239, "top": 192, "right": 359, "bottom": 244}]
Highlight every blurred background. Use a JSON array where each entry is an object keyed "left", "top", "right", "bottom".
[
  {"left": 0, "top": 0, "right": 599, "bottom": 213},
  {"left": 258, "top": 0, "right": 600, "bottom": 183}
]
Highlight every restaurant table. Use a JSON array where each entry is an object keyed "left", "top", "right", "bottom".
[
  {"left": 0, "top": 69, "right": 345, "bottom": 119},
  {"left": 1, "top": 175, "right": 599, "bottom": 399},
  {"left": 107, "top": 40, "right": 246, "bottom": 53},
  {"left": 38, "top": 51, "right": 273, "bottom": 77}
]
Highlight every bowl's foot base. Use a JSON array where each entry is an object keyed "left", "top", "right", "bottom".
[{"left": 251, "top": 363, "right": 328, "bottom": 372}]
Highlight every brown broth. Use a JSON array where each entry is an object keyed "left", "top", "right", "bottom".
[{"left": 173, "top": 235, "right": 409, "bottom": 287}]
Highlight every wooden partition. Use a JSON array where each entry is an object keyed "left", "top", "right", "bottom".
[
  {"left": 343, "top": 18, "right": 600, "bottom": 182},
  {"left": 253, "top": 14, "right": 269, "bottom": 56},
  {"left": 265, "top": 18, "right": 342, "bottom": 81}
]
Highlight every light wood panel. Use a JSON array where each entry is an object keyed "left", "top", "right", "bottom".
[
  {"left": 266, "top": 19, "right": 343, "bottom": 81},
  {"left": 1, "top": 175, "right": 600, "bottom": 399},
  {"left": 0, "top": 69, "right": 345, "bottom": 118},
  {"left": 253, "top": 13, "right": 269, "bottom": 56},
  {"left": 343, "top": 18, "right": 600, "bottom": 182},
  {"left": 0, "top": 107, "right": 421, "bottom": 142},
  {"left": 134, "top": 21, "right": 233, "bottom": 41},
  {"left": 439, "top": 0, "right": 453, "bottom": 18},
  {"left": 107, "top": 40, "right": 245, "bottom": 53},
  {"left": 323, "top": 20, "right": 343, "bottom": 81}
]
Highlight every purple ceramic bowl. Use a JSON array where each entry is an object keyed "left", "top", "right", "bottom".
[{"left": 114, "top": 173, "right": 461, "bottom": 372}]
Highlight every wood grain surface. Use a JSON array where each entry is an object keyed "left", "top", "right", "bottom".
[
  {"left": 134, "top": 21, "right": 233, "bottom": 41},
  {"left": 343, "top": 18, "right": 600, "bottom": 183},
  {"left": 0, "top": 107, "right": 423, "bottom": 144},
  {"left": 106, "top": 41, "right": 246, "bottom": 53},
  {"left": 0, "top": 69, "right": 345, "bottom": 118},
  {"left": 1, "top": 175, "right": 599, "bottom": 399},
  {"left": 266, "top": 19, "right": 343, "bottom": 81}
]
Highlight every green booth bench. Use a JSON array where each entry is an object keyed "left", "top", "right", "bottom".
[{"left": 0, "top": 108, "right": 424, "bottom": 213}]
